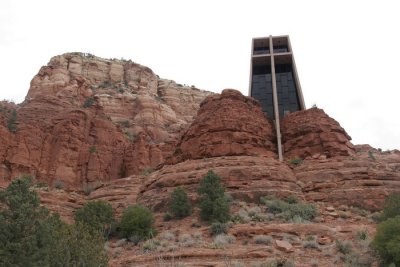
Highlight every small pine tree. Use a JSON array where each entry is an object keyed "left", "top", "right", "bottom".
[
  {"left": 197, "top": 170, "right": 230, "bottom": 223},
  {"left": 170, "top": 187, "right": 191, "bottom": 219},
  {"left": 0, "top": 177, "right": 109, "bottom": 267}
]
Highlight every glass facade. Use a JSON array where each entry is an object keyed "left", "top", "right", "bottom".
[
  {"left": 275, "top": 64, "right": 301, "bottom": 117},
  {"left": 273, "top": 45, "right": 288, "bottom": 53},
  {"left": 253, "top": 46, "right": 270, "bottom": 55},
  {"left": 251, "top": 65, "right": 274, "bottom": 118},
  {"left": 251, "top": 64, "right": 300, "bottom": 119}
]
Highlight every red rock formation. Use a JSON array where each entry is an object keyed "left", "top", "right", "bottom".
[
  {"left": 281, "top": 108, "right": 355, "bottom": 159},
  {"left": 138, "top": 156, "right": 302, "bottom": 211},
  {"left": 295, "top": 149, "right": 400, "bottom": 211},
  {"left": 168, "top": 89, "right": 277, "bottom": 164},
  {"left": 0, "top": 53, "right": 211, "bottom": 189}
]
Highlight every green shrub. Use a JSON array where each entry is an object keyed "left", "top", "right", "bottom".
[
  {"left": 285, "top": 195, "right": 299, "bottom": 204},
  {"left": 163, "top": 212, "right": 173, "bottom": 221},
  {"left": 119, "top": 120, "right": 130, "bottom": 128},
  {"left": 0, "top": 177, "right": 108, "bottom": 266},
  {"left": 141, "top": 167, "right": 154, "bottom": 176},
  {"left": 253, "top": 235, "right": 273, "bottom": 245},
  {"left": 210, "top": 222, "right": 228, "bottom": 236},
  {"left": 0, "top": 177, "right": 52, "bottom": 266},
  {"left": 335, "top": 240, "right": 353, "bottom": 255},
  {"left": 53, "top": 178, "right": 64, "bottom": 189},
  {"left": 75, "top": 200, "right": 115, "bottom": 238},
  {"left": 368, "top": 150, "right": 376, "bottom": 161},
  {"left": 198, "top": 170, "right": 230, "bottom": 223},
  {"left": 48, "top": 222, "right": 108, "bottom": 266},
  {"left": 89, "top": 146, "right": 97, "bottom": 153},
  {"left": 261, "top": 196, "right": 317, "bottom": 222},
  {"left": 356, "top": 229, "right": 368, "bottom": 241},
  {"left": 288, "top": 157, "right": 302, "bottom": 166},
  {"left": 169, "top": 187, "right": 191, "bottom": 219},
  {"left": 284, "top": 202, "right": 317, "bottom": 221},
  {"left": 343, "top": 251, "right": 374, "bottom": 267},
  {"left": 6, "top": 109, "right": 17, "bottom": 132},
  {"left": 261, "top": 197, "right": 288, "bottom": 214},
  {"left": 381, "top": 193, "right": 400, "bottom": 221},
  {"left": 303, "top": 240, "right": 319, "bottom": 249},
  {"left": 372, "top": 215, "right": 400, "bottom": 266},
  {"left": 119, "top": 204, "right": 155, "bottom": 240},
  {"left": 83, "top": 97, "right": 95, "bottom": 108},
  {"left": 124, "top": 131, "right": 136, "bottom": 142}
]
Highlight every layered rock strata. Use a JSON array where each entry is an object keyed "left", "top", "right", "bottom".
[
  {"left": 138, "top": 156, "right": 302, "bottom": 211},
  {"left": 281, "top": 108, "right": 355, "bottom": 159},
  {"left": 168, "top": 89, "right": 277, "bottom": 164},
  {"left": 0, "top": 53, "right": 211, "bottom": 189}
]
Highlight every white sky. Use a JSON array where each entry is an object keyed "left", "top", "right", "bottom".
[{"left": 0, "top": 0, "right": 399, "bottom": 150}]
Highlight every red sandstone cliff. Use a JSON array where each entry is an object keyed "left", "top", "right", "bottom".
[{"left": 0, "top": 53, "right": 211, "bottom": 190}]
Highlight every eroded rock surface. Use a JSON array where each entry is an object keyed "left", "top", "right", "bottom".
[
  {"left": 281, "top": 108, "right": 355, "bottom": 159},
  {"left": 138, "top": 156, "right": 301, "bottom": 211},
  {"left": 0, "top": 53, "right": 211, "bottom": 189},
  {"left": 168, "top": 89, "right": 277, "bottom": 164}
]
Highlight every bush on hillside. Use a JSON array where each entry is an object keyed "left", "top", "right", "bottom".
[
  {"left": 261, "top": 196, "right": 317, "bottom": 222},
  {"left": 0, "top": 176, "right": 108, "bottom": 266},
  {"left": 198, "top": 170, "right": 230, "bottom": 223},
  {"left": 372, "top": 215, "right": 400, "bottom": 266},
  {"left": 210, "top": 222, "right": 228, "bottom": 236},
  {"left": 75, "top": 200, "right": 115, "bottom": 238},
  {"left": 48, "top": 222, "right": 108, "bottom": 266},
  {"left": 6, "top": 109, "right": 17, "bottom": 132},
  {"left": 169, "top": 187, "right": 191, "bottom": 219},
  {"left": 119, "top": 204, "right": 155, "bottom": 240},
  {"left": 381, "top": 193, "right": 400, "bottom": 221}
]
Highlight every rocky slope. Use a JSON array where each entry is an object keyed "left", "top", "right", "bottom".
[{"left": 1, "top": 53, "right": 400, "bottom": 266}]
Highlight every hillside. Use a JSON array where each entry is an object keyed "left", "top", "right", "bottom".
[{"left": 1, "top": 53, "right": 400, "bottom": 266}]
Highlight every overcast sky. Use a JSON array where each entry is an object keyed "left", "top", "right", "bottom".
[{"left": 0, "top": 0, "right": 399, "bottom": 150}]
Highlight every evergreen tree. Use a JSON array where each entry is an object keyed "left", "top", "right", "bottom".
[
  {"left": 0, "top": 177, "right": 109, "bottom": 267},
  {"left": 169, "top": 187, "right": 191, "bottom": 219},
  {"left": 0, "top": 177, "right": 51, "bottom": 266},
  {"left": 197, "top": 170, "right": 230, "bottom": 223}
]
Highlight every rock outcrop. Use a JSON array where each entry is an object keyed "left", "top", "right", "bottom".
[
  {"left": 0, "top": 53, "right": 211, "bottom": 190},
  {"left": 295, "top": 147, "right": 400, "bottom": 210},
  {"left": 138, "top": 156, "right": 302, "bottom": 211},
  {"left": 168, "top": 89, "right": 277, "bottom": 164},
  {"left": 281, "top": 108, "right": 355, "bottom": 159}
]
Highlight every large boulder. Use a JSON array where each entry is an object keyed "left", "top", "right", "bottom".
[{"left": 168, "top": 89, "right": 277, "bottom": 164}]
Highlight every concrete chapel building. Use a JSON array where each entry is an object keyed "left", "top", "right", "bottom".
[{"left": 249, "top": 35, "right": 305, "bottom": 161}]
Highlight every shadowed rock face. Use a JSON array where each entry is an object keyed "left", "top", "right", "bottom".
[
  {"left": 281, "top": 108, "right": 355, "bottom": 159},
  {"left": 167, "top": 89, "right": 277, "bottom": 164}
]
